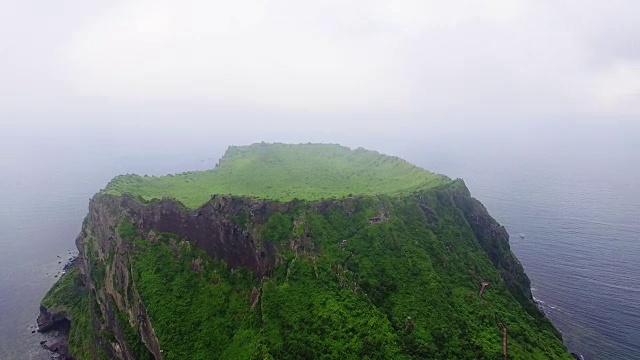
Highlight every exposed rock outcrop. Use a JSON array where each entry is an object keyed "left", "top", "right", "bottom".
[
  {"left": 37, "top": 305, "right": 73, "bottom": 360},
  {"left": 37, "top": 305, "right": 71, "bottom": 333}
]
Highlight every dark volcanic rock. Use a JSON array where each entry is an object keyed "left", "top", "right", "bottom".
[
  {"left": 42, "top": 340, "right": 72, "bottom": 359},
  {"left": 99, "top": 194, "right": 286, "bottom": 278},
  {"left": 63, "top": 256, "right": 79, "bottom": 271},
  {"left": 37, "top": 305, "right": 73, "bottom": 360},
  {"left": 37, "top": 306, "right": 70, "bottom": 333}
]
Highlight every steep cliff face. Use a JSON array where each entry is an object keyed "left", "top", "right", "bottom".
[
  {"left": 449, "top": 182, "right": 533, "bottom": 304},
  {"left": 40, "top": 180, "right": 570, "bottom": 359},
  {"left": 38, "top": 192, "right": 298, "bottom": 359},
  {"left": 129, "top": 195, "right": 302, "bottom": 277},
  {"left": 60, "top": 193, "right": 291, "bottom": 359},
  {"left": 448, "top": 180, "right": 562, "bottom": 336}
]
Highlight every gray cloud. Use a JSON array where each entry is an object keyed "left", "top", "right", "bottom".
[{"left": 1, "top": 0, "right": 639, "bottom": 134}]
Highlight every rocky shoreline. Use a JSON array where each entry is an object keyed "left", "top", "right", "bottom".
[
  {"left": 36, "top": 256, "right": 78, "bottom": 360},
  {"left": 533, "top": 295, "right": 584, "bottom": 359},
  {"left": 37, "top": 304, "right": 71, "bottom": 360}
]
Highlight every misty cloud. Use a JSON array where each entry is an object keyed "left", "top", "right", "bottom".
[{"left": 1, "top": 0, "right": 639, "bottom": 132}]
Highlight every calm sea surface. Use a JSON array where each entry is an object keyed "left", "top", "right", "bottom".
[{"left": 0, "top": 129, "right": 638, "bottom": 359}]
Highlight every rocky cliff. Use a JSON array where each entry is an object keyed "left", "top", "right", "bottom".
[
  {"left": 39, "top": 182, "right": 570, "bottom": 359},
  {"left": 38, "top": 143, "right": 572, "bottom": 359}
]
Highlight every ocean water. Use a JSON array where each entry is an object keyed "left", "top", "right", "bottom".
[{"left": 0, "top": 127, "right": 638, "bottom": 359}]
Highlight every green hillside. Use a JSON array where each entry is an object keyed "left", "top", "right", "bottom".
[
  {"left": 104, "top": 143, "right": 450, "bottom": 207},
  {"left": 123, "top": 191, "right": 570, "bottom": 359},
  {"left": 40, "top": 143, "right": 572, "bottom": 359}
]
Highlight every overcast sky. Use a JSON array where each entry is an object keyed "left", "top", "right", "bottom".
[{"left": 1, "top": 0, "right": 638, "bottom": 138}]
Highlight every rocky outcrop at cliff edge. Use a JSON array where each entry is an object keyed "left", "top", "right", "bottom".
[
  {"left": 449, "top": 179, "right": 563, "bottom": 339},
  {"left": 85, "top": 193, "right": 294, "bottom": 278},
  {"left": 449, "top": 182, "right": 532, "bottom": 301},
  {"left": 38, "top": 291, "right": 76, "bottom": 359},
  {"left": 37, "top": 305, "right": 73, "bottom": 359},
  {"left": 37, "top": 305, "right": 71, "bottom": 333}
]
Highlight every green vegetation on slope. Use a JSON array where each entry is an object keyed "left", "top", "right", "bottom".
[
  {"left": 131, "top": 234, "right": 261, "bottom": 359},
  {"left": 104, "top": 143, "right": 450, "bottom": 208},
  {"left": 47, "top": 143, "right": 570, "bottom": 359},
  {"left": 124, "top": 187, "right": 571, "bottom": 359}
]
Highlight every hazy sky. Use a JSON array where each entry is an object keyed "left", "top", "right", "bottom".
[{"left": 1, "top": 0, "right": 638, "bottom": 137}]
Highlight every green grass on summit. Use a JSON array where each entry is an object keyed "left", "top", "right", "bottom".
[{"left": 104, "top": 143, "right": 450, "bottom": 208}]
